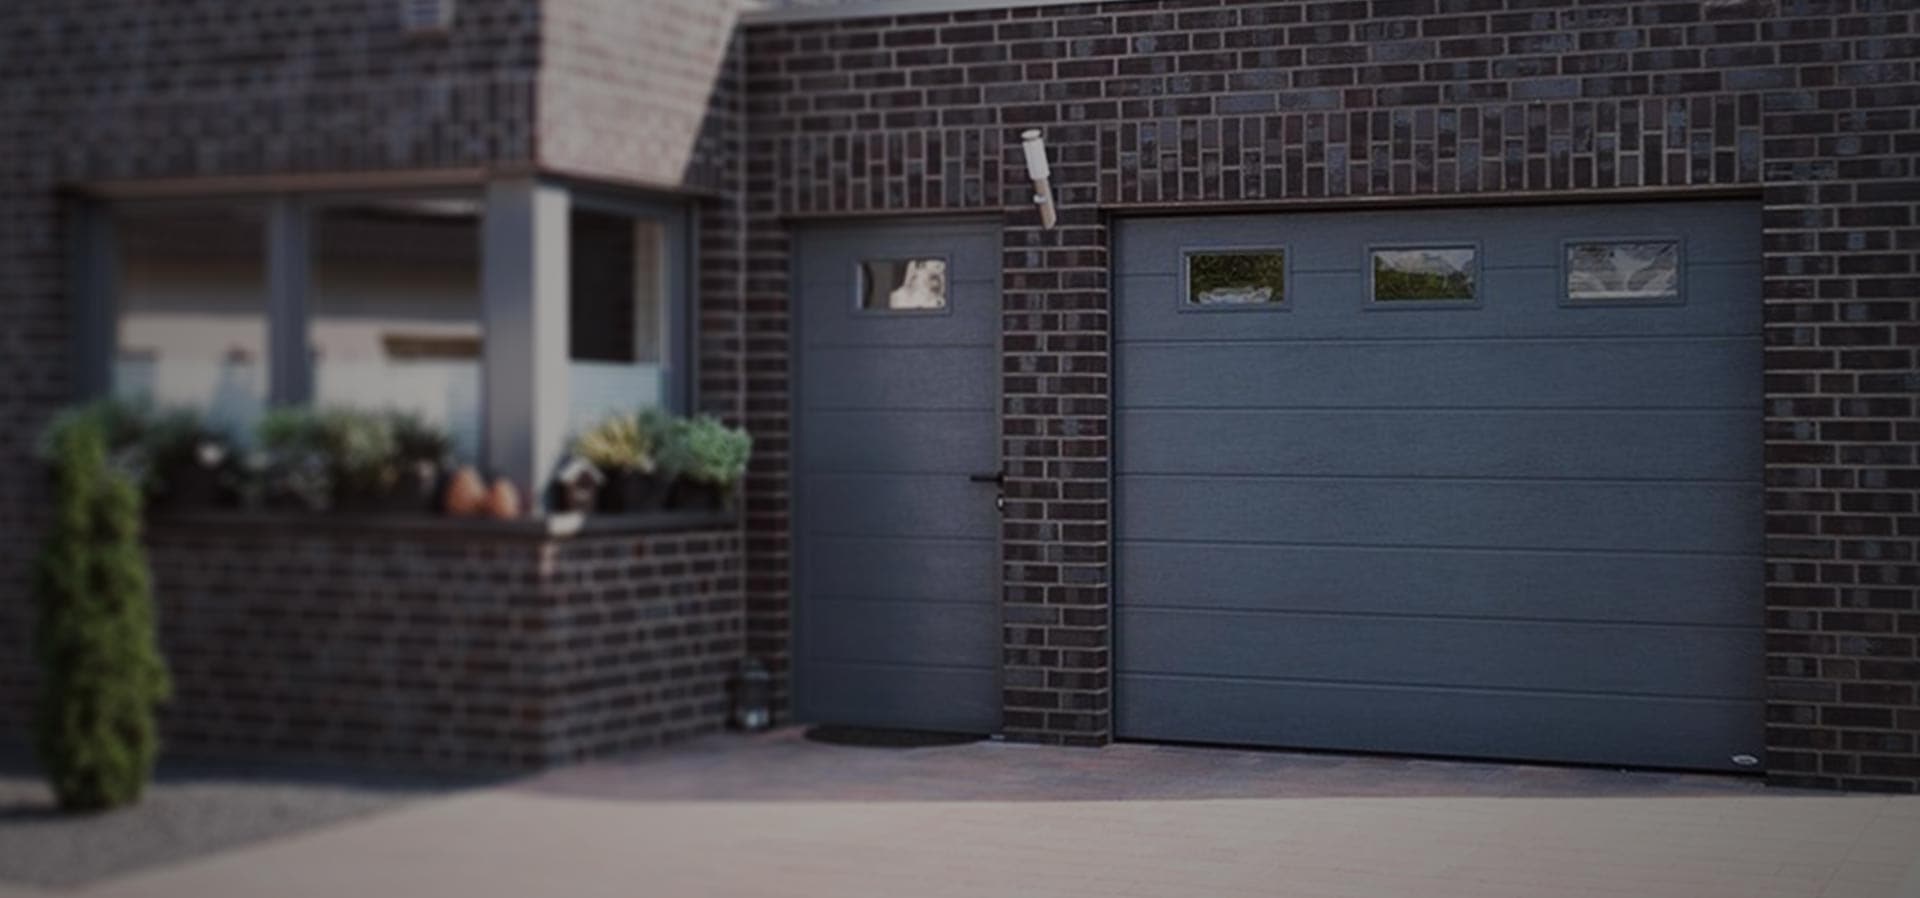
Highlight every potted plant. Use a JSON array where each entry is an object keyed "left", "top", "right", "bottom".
[
  {"left": 386, "top": 412, "right": 452, "bottom": 514},
  {"left": 140, "top": 409, "right": 238, "bottom": 511},
  {"left": 317, "top": 409, "right": 400, "bottom": 512},
  {"left": 573, "top": 411, "right": 667, "bottom": 513},
  {"left": 255, "top": 408, "right": 336, "bottom": 512},
  {"left": 656, "top": 414, "right": 751, "bottom": 511}
]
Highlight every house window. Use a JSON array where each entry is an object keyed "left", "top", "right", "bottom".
[
  {"left": 1565, "top": 240, "right": 1682, "bottom": 304},
  {"left": 86, "top": 184, "right": 690, "bottom": 502},
  {"left": 312, "top": 198, "right": 485, "bottom": 460},
  {"left": 111, "top": 203, "right": 270, "bottom": 436},
  {"left": 860, "top": 258, "right": 949, "bottom": 311},
  {"left": 1185, "top": 249, "right": 1288, "bottom": 308},
  {"left": 569, "top": 206, "right": 671, "bottom": 430},
  {"left": 1370, "top": 245, "right": 1479, "bottom": 305}
]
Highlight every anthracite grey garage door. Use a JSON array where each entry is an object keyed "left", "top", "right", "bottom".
[
  {"left": 1114, "top": 201, "right": 1764, "bottom": 771},
  {"left": 792, "top": 219, "right": 1001, "bottom": 734}
]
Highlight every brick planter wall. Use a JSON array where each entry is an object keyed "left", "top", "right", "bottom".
[
  {"left": 738, "top": 0, "right": 1920, "bottom": 790},
  {"left": 2, "top": 515, "right": 745, "bottom": 770}
]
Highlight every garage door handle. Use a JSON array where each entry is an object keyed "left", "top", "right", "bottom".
[{"left": 969, "top": 470, "right": 1004, "bottom": 486}]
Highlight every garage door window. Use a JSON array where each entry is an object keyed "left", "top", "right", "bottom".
[
  {"left": 860, "top": 257, "right": 950, "bottom": 313},
  {"left": 1565, "top": 239, "right": 1683, "bottom": 305},
  {"left": 1184, "top": 248, "right": 1288, "bottom": 310},
  {"left": 1370, "top": 245, "right": 1479, "bottom": 306}
]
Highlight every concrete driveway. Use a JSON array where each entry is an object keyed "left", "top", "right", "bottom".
[{"left": 5, "top": 730, "right": 1916, "bottom": 898}]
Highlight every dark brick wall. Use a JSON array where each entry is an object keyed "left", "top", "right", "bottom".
[
  {"left": 0, "top": 0, "right": 544, "bottom": 762},
  {"left": 0, "top": 0, "right": 759, "bottom": 769},
  {"left": 15, "top": 517, "right": 745, "bottom": 770},
  {"left": 739, "top": 0, "right": 1920, "bottom": 787}
]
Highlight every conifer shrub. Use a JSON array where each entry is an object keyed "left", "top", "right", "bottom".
[{"left": 33, "top": 407, "right": 172, "bottom": 811}]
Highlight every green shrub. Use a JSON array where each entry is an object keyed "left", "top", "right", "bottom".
[
  {"left": 33, "top": 406, "right": 172, "bottom": 811},
  {"left": 573, "top": 412, "right": 657, "bottom": 474},
  {"left": 37, "top": 398, "right": 153, "bottom": 486},
  {"left": 318, "top": 409, "right": 399, "bottom": 499},
  {"left": 256, "top": 407, "right": 401, "bottom": 506},
  {"left": 656, "top": 415, "right": 751, "bottom": 488},
  {"left": 387, "top": 411, "right": 453, "bottom": 469}
]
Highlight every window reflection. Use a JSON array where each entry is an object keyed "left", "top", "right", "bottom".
[
  {"left": 113, "top": 204, "right": 269, "bottom": 436},
  {"left": 1187, "top": 250, "right": 1287, "bottom": 306},
  {"left": 1567, "top": 241, "right": 1680, "bottom": 302},
  {"left": 311, "top": 197, "right": 484, "bottom": 460},
  {"left": 1372, "top": 246, "right": 1478, "bottom": 302}
]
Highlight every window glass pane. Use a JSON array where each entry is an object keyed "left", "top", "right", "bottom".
[
  {"left": 569, "top": 208, "right": 669, "bottom": 430},
  {"left": 311, "top": 197, "right": 483, "bottom": 460},
  {"left": 1187, "top": 250, "right": 1286, "bottom": 306},
  {"left": 861, "top": 258, "right": 947, "bottom": 311},
  {"left": 1372, "top": 246, "right": 1477, "bottom": 302},
  {"left": 113, "top": 204, "right": 269, "bottom": 436},
  {"left": 1567, "top": 241, "right": 1679, "bottom": 302}
]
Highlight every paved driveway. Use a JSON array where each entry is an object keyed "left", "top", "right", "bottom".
[{"left": 5, "top": 730, "right": 1916, "bottom": 898}]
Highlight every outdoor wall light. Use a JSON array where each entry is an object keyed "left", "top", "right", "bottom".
[{"left": 1021, "top": 129, "right": 1057, "bottom": 230}]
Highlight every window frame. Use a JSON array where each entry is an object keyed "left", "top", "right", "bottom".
[
  {"left": 1365, "top": 241, "right": 1483, "bottom": 310},
  {"left": 566, "top": 188, "right": 695, "bottom": 415},
  {"left": 853, "top": 253, "right": 957, "bottom": 317},
  {"left": 1558, "top": 236, "right": 1687, "bottom": 308},
  {"left": 1178, "top": 245, "right": 1293, "bottom": 313}
]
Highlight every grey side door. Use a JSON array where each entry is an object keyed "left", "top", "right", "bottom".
[
  {"left": 1114, "top": 200, "right": 1765, "bottom": 771},
  {"left": 792, "top": 219, "right": 1001, "bottom": 734}
]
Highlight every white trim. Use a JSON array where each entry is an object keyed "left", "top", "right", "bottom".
[{"left": 743, "top": 0, "right": 1084, "bottom": 26}]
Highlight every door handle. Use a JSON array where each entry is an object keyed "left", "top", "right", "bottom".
[{"left": 968, "top": 470, "right": 1005, "bottom": 486}]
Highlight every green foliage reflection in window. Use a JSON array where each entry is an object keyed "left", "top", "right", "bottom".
[
  {"left": 1372, "top": 247, "right": 1477, "bottom": 302},
  {"left": 1187, "top": 250, "right": 1287, "bottom": 307}
]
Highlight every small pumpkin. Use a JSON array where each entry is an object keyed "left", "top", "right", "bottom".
[
  {"left": 443, "top": 466, "right": 488, "bottom": 517},
  {"left": 484, "top": 478, "right": 522, "bottom": 520}
]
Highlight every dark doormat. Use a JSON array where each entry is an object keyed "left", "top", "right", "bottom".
[{"left": 803, "top": 726, "right": 982, "bottom": 749}]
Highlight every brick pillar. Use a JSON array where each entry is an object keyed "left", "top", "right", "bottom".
[{"left": 1000, "top": 123, "right": 1112, "bottom": 745}]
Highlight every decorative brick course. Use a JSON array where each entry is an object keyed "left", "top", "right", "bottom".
[{"left": 738, "top": 0, "right": 1920, "bottom": 788}]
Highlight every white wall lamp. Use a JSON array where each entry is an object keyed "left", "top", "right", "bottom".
[{"left": 1020, "top": 129, "right": 1057, "bottom": 230}]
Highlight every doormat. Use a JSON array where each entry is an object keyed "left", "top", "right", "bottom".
[{"left": 802, "top": 726, "right": 981, "bottom": 749}]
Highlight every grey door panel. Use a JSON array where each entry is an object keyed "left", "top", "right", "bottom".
[
  {"left": 1115, "top": 200, "right": 1764, "bottom": 770},
  {"left": 1117, "top": 676, "right": 1760, "bottom": 772},
  {"left": 1119, "top": 610, "right": 1762, "bottom": 699},
  {"left": 793, "top": 219, "right": 1001, "bottom": 734},
  {"left": 1118, "top": 542, "right": 1758, "bottom": 626},
  {"left": 1119, "top": 339, "right": 1759, "bottom": 409},
  {"left": 1120, "top": 410, "right": 1760, "bottom": 480},
  {"left": 802, "top": 663, "right": 1002, "bottom": 734},
  {"left": 1119, "top": 477, "right": 1761, "bottom": 554}
]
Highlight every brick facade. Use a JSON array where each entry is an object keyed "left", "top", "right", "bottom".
[
  {"left": 153, "top": 517, "right": 743, "bottom": 768},
  {"left": 1, "top": 516, "right": 743, "bottom": 769},
  {"left": 1, "top": 0, "right": 1914, "bottom": 789},
  {"left": 0, "top": 0, "right": 545, "bottom": 761},
  {"left": 0, "top": 0, "right": 757, "bottom": 770},
  {"left": 738, "top": 0, "right": 1920, "bottom": 789}
]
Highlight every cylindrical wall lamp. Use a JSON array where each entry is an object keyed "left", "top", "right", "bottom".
[{"left": 1020, "top": 129, "right": 1057, "bottom": 230}]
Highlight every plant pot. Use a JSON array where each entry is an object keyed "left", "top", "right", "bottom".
[
  {"left": 389, "top": 463, "right": 443, "bottom": 514},
  {"left": 149, "top": 463, "right": 230, "bottom": 512},
  {"left": 668, "top": 480, "right": 728, "bottom": 512},
  {"left": 599, "top": 470, "right": 671, "bottom": 514}
]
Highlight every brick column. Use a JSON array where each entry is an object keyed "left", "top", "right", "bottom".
[{"left": 1000, "top": 123, "right": 1112, "bottom": 745}]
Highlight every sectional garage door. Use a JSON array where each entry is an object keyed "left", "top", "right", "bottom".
[{"left": 1114, "top": 201, "right": 1764, "bottom": 772}]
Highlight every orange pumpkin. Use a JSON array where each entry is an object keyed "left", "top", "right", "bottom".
[
  {"left": 484, "top": 478, "right": 522, "bottom": 520},
  {"left": 443, "top": 466, "right": 488, "bottom": 517}
]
